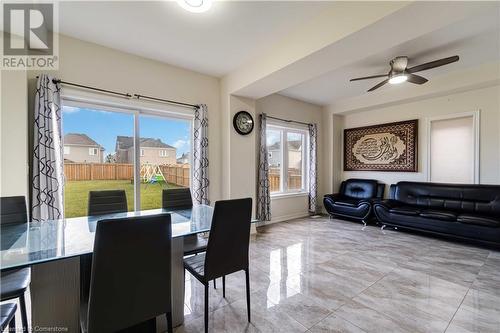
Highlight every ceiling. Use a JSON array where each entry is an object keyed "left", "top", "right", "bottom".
[
  {"left": 280, "top": 6, "right": 500, "bottom": 106},
  {"left": 59, "top": 1, "right": 334, "bottom": 77}
]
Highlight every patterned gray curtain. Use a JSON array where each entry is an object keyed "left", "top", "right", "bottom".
[
  {"left": 308, "top": 123, "right": 318, "bottom": 214},
  {"left": 193, "top": 104, "right": 209, "bottom": 205},
  {"left": 257, "top": 113, "right": 271, "bottom": 221},
  {"left": 32, "top": 74, "right": 64, "bottom": 221}
]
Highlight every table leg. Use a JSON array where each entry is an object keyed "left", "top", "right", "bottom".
[
  {"left": 156, "top": 236, "right": 185, "bottom": 331},
  {"left": 31, "top": 257, "right": 80, "bottom": 332}
]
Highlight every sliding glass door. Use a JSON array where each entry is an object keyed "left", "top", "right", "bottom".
[
  {"left": 138, "top": 114, "right": 191, "bottom": 210},
  {"left": 62, "top": 101, "right": 193, "bottom": 218}
]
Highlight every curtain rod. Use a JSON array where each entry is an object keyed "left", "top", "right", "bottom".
[
  {"left": 37, "top": 77, "right": 199, "bottom": 109},
  {"left": 51, "top": 79, "right": 133, "bottom": 98},
  {"left": 134, "top": 94, "right": 198, "bottom": 109},
  {"left": 266, "top": 115, "right": 311, "bottom": 127}
]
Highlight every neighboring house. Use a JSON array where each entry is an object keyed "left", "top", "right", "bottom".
[
  {"left": 63, "top": 133, "right": 105, "bottom": 163},
  {"left": 115, "top": 136, "right": 177, "bottom": 165},
  {"left": 176, "top": 152, "right": 190, "bottom": 164},
  {"left": 268, "top": 140, "right": 302, "bottom": 170}
]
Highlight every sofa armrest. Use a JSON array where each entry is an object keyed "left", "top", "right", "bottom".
[{"left": 376, "top": 184, "right": 386, "bottom": 199}]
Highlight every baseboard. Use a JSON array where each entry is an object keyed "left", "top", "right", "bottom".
[{"left": 256, "top": 211, "right": 310, "bottom": 227}]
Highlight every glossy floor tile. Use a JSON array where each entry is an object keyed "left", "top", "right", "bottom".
[{"left": 175, "top": 216, "right": 500, "bottom": 333}]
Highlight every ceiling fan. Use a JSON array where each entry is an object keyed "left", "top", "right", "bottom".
[{"left": 350, "top": 55, "right": 459, "bottom": 92}]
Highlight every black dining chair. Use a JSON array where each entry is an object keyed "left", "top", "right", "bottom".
[
  {"left": 87, "top": 190, "right": 128, "bottom": 216},
  {"left": 0, "top": 303, "right": 17, "bottom": 332},
  {"left": 184, "top": 198, "right": 253, "bottom": 333},
  {"left": 162, "top": 188, "right": 208, "bottom": 257},
  {"left": 80, "top": 213, "right": 173, "bottom": 333},
  {"left": 0, "top": 196, "right": 30, "bottom": 332}
]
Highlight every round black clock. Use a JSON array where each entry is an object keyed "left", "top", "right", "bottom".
[{"left": 233, "top": 111, "right": 254, "bottom": 135}]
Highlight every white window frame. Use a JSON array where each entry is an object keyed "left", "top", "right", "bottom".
[
  {"left": 61, "top": 90, "right": 195, "bottom": 213},
  {"left": 140, "top": 149, "right": 145, "bottom": 157},
  {"left": 425, "top": 110, "right": 480, "bottom": 184},
  {"left": 89, "top": 147, "right": 98, "bottom": 156},
  {"left": 267, "top": 124, "right": 309, "bottom": 197},
  {"left": 159, "top": 150, "right": 169, "bottom": 157},
  {"left": 64, "top": 146, "right": 70, "bottom": 155}
]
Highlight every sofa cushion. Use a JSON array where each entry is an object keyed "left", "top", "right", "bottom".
[
  {"left": 389, "top": 206, "right": 420, "bottom": 216},
  {"left": 457, "top": 214, "right": 500, "bottom": 228},
  {"left": 334, "top": 198, "right": 363, "bottom": 207},
  {"left": 419, "top": 210, "right": 457, "bottom": 222}
]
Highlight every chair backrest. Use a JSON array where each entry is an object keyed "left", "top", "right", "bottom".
[
  {"left": 0, "top": 196, "right": 27, "bottom": 225},
  {"left": 88, "top": 190, "right": 127, "bottom": 216},
  {"left": 340, "top": 179, "right": 379, "bottom": 199},
  {"left": 204, "top": 198, "right": 252, "bottom": 280},
  {"left": 87, "top": 214, "right": 172, "bottom": 333},
  {"left": 162, "top": 188, "right": 193, "bottom": 210}
]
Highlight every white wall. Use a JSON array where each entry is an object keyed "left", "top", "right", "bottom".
[
  {"left": 26, "top": 35, "right": 223, "bottom": 202},
  {"left": 325, "top": 85, "right": 500, "bottom": 196},
  {"left": 255, "top": 94, "right": 323, "bottom": 222},
  {"left": 0, "top": 70, "right": 28, "bottom": 197}
]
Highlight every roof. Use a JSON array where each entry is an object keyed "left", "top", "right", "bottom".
[
  {"left": 64, "top": 133, "right": 101, "bottom": 147},
  {"left": 268, "top": 140, "right": 302, "bottom": 151},
  {"left": 116, "top": 136, "right": 175, "bottom": 149}
]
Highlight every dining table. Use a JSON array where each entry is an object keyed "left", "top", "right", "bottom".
[{"left": 0, "top": 204, "right": 257, "bottom": 332}]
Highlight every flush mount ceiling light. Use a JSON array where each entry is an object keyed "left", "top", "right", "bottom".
[
  {"left": 388, "top": 73, "right": 408, "bottom": 85},
  {"left": 177, "top": 0, "right": 212, "bottom": 13}
]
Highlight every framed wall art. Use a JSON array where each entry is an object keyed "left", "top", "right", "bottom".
[{"left": 344, "top": 119, "right": 418, "bottom": 172}]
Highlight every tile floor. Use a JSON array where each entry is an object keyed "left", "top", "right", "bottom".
[{"left": 176, "top": 216, "right": 500, "bottom": 333}]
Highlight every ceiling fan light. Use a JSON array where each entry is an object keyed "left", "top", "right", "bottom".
[
  {"left": 389, "top": 74, "right": 408, "bottom": 85},
  {"left": 177, "top": 0, "right": 212, "bottom": 13}
]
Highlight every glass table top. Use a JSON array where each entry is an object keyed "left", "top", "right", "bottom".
[{"left": 1, "top": 204, "right": 253, "bottom": 270}]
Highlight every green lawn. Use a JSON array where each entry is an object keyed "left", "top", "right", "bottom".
[{"left": 64, "top": 180, "right": 182, "bottom": 218}]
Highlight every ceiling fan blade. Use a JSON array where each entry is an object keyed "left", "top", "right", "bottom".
[
  {"left": 407, "top": 55, "right": 459, "bottom": 73},
  {"left": 367, "top": 79, "right": 389, "bottom": 92},
  {"left": 406, "top": 73, "right": 428, "bottom": 84},
  {"left": 350, "top": 74, "right": 388, "bottom": 82}
]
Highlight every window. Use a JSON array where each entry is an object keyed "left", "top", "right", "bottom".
[
  {"left": 266, "top": 125, "right": 307, "bottom": 194},
  {"left": 64, "top": 146, "right": 70, "bottom": 155},
  {"left": 428, "top": 113, "right": 479, "bottom": 183},
  {"left": 62, "top": 101, "right": 193, "bottom": 218}
]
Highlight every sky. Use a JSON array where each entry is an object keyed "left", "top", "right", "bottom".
[{"left": 62, "top": 106, "right": 191, "bottom": 158}]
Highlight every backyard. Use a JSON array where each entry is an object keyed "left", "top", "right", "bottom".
[{"left": 64, "top": 180, "right": 181, "bottom": 218}]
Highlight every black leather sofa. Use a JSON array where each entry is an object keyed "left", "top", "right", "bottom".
[
  {"left": 374, "top": 181, "right": 500, "bottom": 246},
  {"left": 324, "top": 179, "right": 385, "bottom": 224}
]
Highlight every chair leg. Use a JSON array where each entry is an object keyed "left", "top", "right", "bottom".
[
  {"left": 245, "top": 269, "right": 251, "bottom": 322},
  {"left": 222, "top": 275, "right": 226, "bottom": 298},
  {"left": 20, "top": 293, "right": 28, "bottom": 332},
  {"left": 213, "top": 278, "right": 216, "bottom": 289},
  {"left": 204, "top": 283, "right": 209, "bottom": 333},
  {"left": 166, "top": 312, "right": 173, "bottom": 333}
]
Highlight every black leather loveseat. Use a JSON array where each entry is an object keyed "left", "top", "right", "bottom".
[
  {"left": 374, "top": 181, "right": 500, "bottom": 246},
  {"left": 324, "top": 179, "right": 385, "bottom": 224}
]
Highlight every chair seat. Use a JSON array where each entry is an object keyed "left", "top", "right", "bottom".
[
  {"left": 183, "top": 235, "right": 208, "bottom": 256},
  {"left": 1, "top": 268, "right": 30, "bottom": 300},
  {"left": 389, "top": 206, "right": 420, "bottom": 216},
  {"left": 0, "top": 303, "right": 17, "bottom": 331},
  {"left": 333, "top": 198, "right": 364, "bottom": 207},
  {"left": 457, "top": 214, "right": 500, "bottom": 227},
  {"left": 419, "top": 210, "right": 457, "bottom": 221},
  {"left": 184, "top": 253, "right": 206, "bottom": 281}
]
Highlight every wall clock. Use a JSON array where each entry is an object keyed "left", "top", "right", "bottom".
[{"left": 233, "top": 111, "right": 254, "bottom": 135}]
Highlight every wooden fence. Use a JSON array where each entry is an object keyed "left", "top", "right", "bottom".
[
  {"left": 269, "top": 168, "right": 302, "bottom": 192},
  {"left": 64, "top": 163, "right": 190, "bottom": 187}
]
